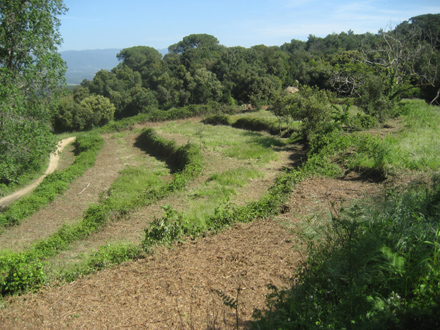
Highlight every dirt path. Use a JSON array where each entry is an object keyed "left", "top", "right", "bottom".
[
  {"left": 0, "top": 136, "right": 127, "bottom": 251},
  {"left": 0, "top": 137, "right": 76, "bottom": 209}
]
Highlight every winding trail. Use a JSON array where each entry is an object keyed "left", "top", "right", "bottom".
[{"left": 0, "top": 137, "right": 76, "bottom": 208}]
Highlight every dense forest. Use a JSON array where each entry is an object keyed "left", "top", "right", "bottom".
[{"left": 54, "top": 13, "right": 440, "bottom": 131}]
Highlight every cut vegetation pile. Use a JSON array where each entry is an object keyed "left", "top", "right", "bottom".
[{"left": 1, "top": 99, "right": 439, "bottom": 329}]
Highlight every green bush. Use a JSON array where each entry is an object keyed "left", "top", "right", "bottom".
[
  {"left": 254, "top": 176, "right": 440, "bottom": 329},
  {"left": 202, "top": 114, "right": 231, "bottom": 126},
  {"left": 0, "top": 252, "right": 45, "bottom": 295},
  {"left": 357, "top": 74, "right": 396, "bottom": 122}
]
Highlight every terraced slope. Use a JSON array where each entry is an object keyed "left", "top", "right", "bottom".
[{"left": 0, "top": 116, "right": 388, "bottom": 329}]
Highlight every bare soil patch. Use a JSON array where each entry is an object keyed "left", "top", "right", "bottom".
[{"left": 1, "top": 218, "right": 301, "bottom": 329}]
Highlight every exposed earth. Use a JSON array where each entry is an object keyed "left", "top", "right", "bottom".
[{"left": 0, "top": 121, "right": 393, "bottom": 329}]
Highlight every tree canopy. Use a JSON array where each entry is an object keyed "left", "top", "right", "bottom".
[
  {"left": 60, "top": 13, "right": 440, "bottom": 132},
  {"left": 0, "top": 0, "right": 67, "bottom": 184}
]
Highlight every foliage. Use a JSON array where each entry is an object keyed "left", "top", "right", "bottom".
[
  {"left": 202, "top": 114, "right": 231, "bottom": 126},
  {"left": 65, "top": 13, "right": 440, "bottom": 129},
  {"left": 54, "top": 94, "right": 115, "bottom": 131},
  {"left": 357, "top": 74, "right": 396, "bottom": 122},
  {"left": 232, "top": 117, "right": 280, "bottom": 135},
  {"left": 0, "top": 0, "right": 67, "bottom": 184},
  {"left": 0, "top": 252, "right": 45, "bottom": 295},
  {"left": 254, "top": 176, "right": 440, "bottom": 329},
  {"left": 168, "top": 34, "right": 221, "bottom": 54},
  {"left": 272, "top": 85, "right": 335, "bottom": 142}
]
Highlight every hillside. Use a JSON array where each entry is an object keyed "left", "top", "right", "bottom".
[
  {"left": 1, "top": 100, "right": 439, "bottom": 328},
  {"left": 61, "top": 48, "right": 169, "bottom": 85},
  {"left": 61, "top": 49, "right": 121, "bottom": 85}
]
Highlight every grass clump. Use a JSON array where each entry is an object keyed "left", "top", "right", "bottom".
[{"left": 209, "top": 167, "right": 262, "bottom": 187}]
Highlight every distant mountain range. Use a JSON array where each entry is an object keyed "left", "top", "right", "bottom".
[{"left": 61, "top": 48, "right": 168, "bottom": 85}]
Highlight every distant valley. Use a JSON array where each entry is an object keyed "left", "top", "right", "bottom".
[{"left": 61, "top": 48, "right": 167, "bottom": 85}]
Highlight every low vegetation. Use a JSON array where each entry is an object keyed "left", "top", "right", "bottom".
[{"left": 252, "top": 99, "right": 440, "bottom": 329}]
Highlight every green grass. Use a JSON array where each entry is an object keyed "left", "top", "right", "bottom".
[
  {"left": 209, "top": 167, "right": 262, "bottom": 186},
  {"left": 159, "top": 121, "right": 287, "bottom": 164},
  {"left": 183, "top": 166, "right": 263, "bottom": 227}
]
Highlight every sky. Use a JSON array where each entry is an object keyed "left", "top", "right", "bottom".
[{"left": 59, "top": 0, "right": 440, "bottom": 51}]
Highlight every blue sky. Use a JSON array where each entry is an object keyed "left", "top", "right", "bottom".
[{"left": 59, "top": 0, "right": 440, "bottom": 51}]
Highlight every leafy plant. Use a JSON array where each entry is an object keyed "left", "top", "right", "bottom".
[{"left": 254, "top": 176, "right": 440, "bottom": 329}]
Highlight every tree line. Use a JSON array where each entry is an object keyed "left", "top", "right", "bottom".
[{"left": 55, "top": 14, "right": 440, "bottom": 132}]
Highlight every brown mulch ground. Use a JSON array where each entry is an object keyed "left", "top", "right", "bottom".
[
  {"left": 0, "top": 174, "right": 383, "bottom": 329},
  {"left": 0, "top": 118, "right": 396, "bottom": 329}
]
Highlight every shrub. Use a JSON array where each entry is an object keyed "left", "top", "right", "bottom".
[
  {"left": 232, "top": 117, "right": 279, "bottom": 135},
  {"left": 202, "top": 114, "right": 231, "bottom": 126},
  {"left": 0, "top": 253, "right": 45, "bottom": 295},
  {"left": 357, "top": 74, "right": 396, "bottom": 122},
  {"left": 254, "top": 176, "right": 440, "bottom": 329}
]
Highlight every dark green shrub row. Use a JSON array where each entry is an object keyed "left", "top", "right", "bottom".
[
  {"left": 202, "top": 114, "right": 231, "bottom": 126},
  {"left": 254, "top": 175, "right": 440, "bottom": 329},
  {"left": 232, "top": 117, "right": 280, "bottom": 135},
  {"left": 0, "top": 129, "right": 203, "bottom": 296},
  {"left": 0, "top": 134, "right": 104, "bottom": 228},
  {"left": 202, "top": 114, "right": 284, "bottom": 136},
  {"left": 136, "top": 128, "right": 203, "bottom": 192},
  {"left": 100, "top": 103, "right": 234, "bottom": 133}
]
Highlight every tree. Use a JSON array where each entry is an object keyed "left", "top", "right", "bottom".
[
  {"left": 0, "top": 0, "right": 67, "bottom": 184},
  {"left": 168, "top": 34, "right": 221, "bottom": 54},
  {"left": 117, "top": 46, "right": 162, "bottom": 73},
  {"left": 54, "top": 94, "right": 115, "bottom": 132},
  {"left": 80, "top": 95, "right": 115, "bottom": 127}
]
